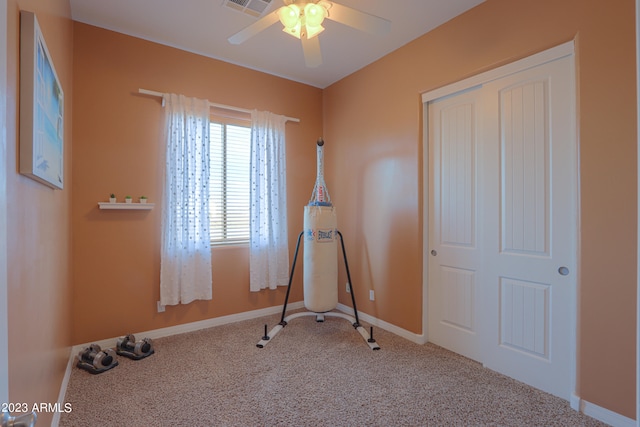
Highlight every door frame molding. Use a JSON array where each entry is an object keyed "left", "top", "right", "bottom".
[{"left": 421, "top": 40, "right": 577, "bottom": 404}]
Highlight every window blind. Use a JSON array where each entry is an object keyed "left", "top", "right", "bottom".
[{"left": 209, "top": 122, "right": 251, "bottom": 245}]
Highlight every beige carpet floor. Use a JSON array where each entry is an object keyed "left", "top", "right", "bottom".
[{"left": 60, "top": 311, "right": 609, "bottom": 426}]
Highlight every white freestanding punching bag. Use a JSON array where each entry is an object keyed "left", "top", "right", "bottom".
[
  {"left": 255, "top": 138, "right": 380, "bottom": 350},
  {"left": 303, "top": 139, "right": 338, "bottom": 313}
]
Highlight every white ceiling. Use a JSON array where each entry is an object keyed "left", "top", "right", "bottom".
[{"left": 69, "top": 0, "right": 485, "bottom": 89}]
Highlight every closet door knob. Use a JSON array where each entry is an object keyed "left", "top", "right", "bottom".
[
  {"left": 431, "top": 250, "right": 437, "bottom": 256},
  {"left": 558, "top": 266, "right": 569, "bottom": 276}
]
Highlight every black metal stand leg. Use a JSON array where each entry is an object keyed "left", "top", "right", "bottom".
[
  {"left": 279, "top": 231, "right": 304, "bottom": 325},
  {"left": 337, "top": 230, "right": 360, "bottom": 327}
]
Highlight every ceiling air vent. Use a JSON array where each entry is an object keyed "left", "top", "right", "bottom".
[{"left": 223, "top": 0, "right": 273, "bottom": 18}]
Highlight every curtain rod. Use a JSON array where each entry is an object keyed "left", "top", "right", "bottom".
[{"left": 138, "top": 88, "right": 300, "bottom": 123}]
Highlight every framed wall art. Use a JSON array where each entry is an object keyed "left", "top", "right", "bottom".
[{"left": 20, "top": 10, "right": 64, "bottom": 189}]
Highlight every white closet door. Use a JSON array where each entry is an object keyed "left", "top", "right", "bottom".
[
  {"left": 427, "top": 53, "right": 576, "bottom": 400},
  {"left": 428, "top": 87, "right": 484, "bottom": 362},
  {"left": 481, "top": 55, "right": 576, "bottom": 399}
]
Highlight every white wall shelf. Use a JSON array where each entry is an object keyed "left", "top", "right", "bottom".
[{"left": 98, "top": 202, "right": 154, "bottom": 210}]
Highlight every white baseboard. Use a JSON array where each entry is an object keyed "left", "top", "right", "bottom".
[
  {"left": 577, "top": 397, "right": 636, "bottom": 427},
  {"left": 335, "top": 303, "right": 427, "bottom": 344},
  {"left": 69, "top": 301, "right": 304, "bottom": 355},
  {"left": 51, "top": 348, "right": 76, "bottom": 427},
  {"left": 570, "top": 393, "right": 581, "bottom": 411}
]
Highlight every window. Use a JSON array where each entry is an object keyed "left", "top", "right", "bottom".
[{"left": 209, "top": 121, "right": 251, "bottom": 245}]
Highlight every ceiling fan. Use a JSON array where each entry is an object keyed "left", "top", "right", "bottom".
[{"left": 228, "top": 0, "right": 391, "bottom": 68}]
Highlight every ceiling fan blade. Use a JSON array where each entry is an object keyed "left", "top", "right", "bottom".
[
  {"left": 301, "top": 36, "right": 322, "bottom": 68},
  {"left": 324, "top": 2, "right": 391, "bottom": 34},
  {"left": 228, "top": 10, "right": 281, "bottom": 44}
]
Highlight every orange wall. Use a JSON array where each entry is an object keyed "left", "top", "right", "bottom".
[
  {"left": 71, "top": 23, "right": 322, "bottom": 344},
  {"left": 6, "top": 0, "right": 73, "bottom": 425},
  {"left": 5, "top": 0, "right": 632, "bottom": 422},
  {"left": 323, "top": 0, "right": 637, "bottom": 419}
]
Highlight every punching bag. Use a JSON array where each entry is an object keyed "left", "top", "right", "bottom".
[{"left": 303, "top": 139, "right": 338, "bottom": 313}]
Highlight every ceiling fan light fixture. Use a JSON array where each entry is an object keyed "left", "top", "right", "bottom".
[
  {"left": 277, "top": 1, "right": 328, "bottom": 40},
  {"left": 228, "top": 0, "right": 391, "bottom": 68}
]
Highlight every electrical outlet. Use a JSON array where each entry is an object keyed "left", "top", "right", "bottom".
[
  {"left": 369, "top": 290, "right": 375, "bottom": 301},
  {"left": 346, "top": 282, "right": 351, "bottom": 293},
  {"left": 157, "top": 301, "right": 165, "bottom": 313}
]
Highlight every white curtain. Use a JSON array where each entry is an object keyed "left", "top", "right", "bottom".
[
  {"left": 160, "top": 93, "right": 212, "bottom": 305},
  {"left": 249, "top": 110, "right": 289, "bottom": 291}
]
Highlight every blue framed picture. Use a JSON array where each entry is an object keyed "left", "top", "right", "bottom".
[{"left": 19, "top": 10, "right": 64, "bottom": 190}]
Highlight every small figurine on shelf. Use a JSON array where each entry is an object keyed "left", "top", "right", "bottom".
[
  {"left": 109, "top": 193, "right": 116, "bottom": 203},
  {"left": 139, "top": 196, "right": 148, "bottom": 204},
  {"left": 125, "top": 195, "right": 132, "bottom": 204}
]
